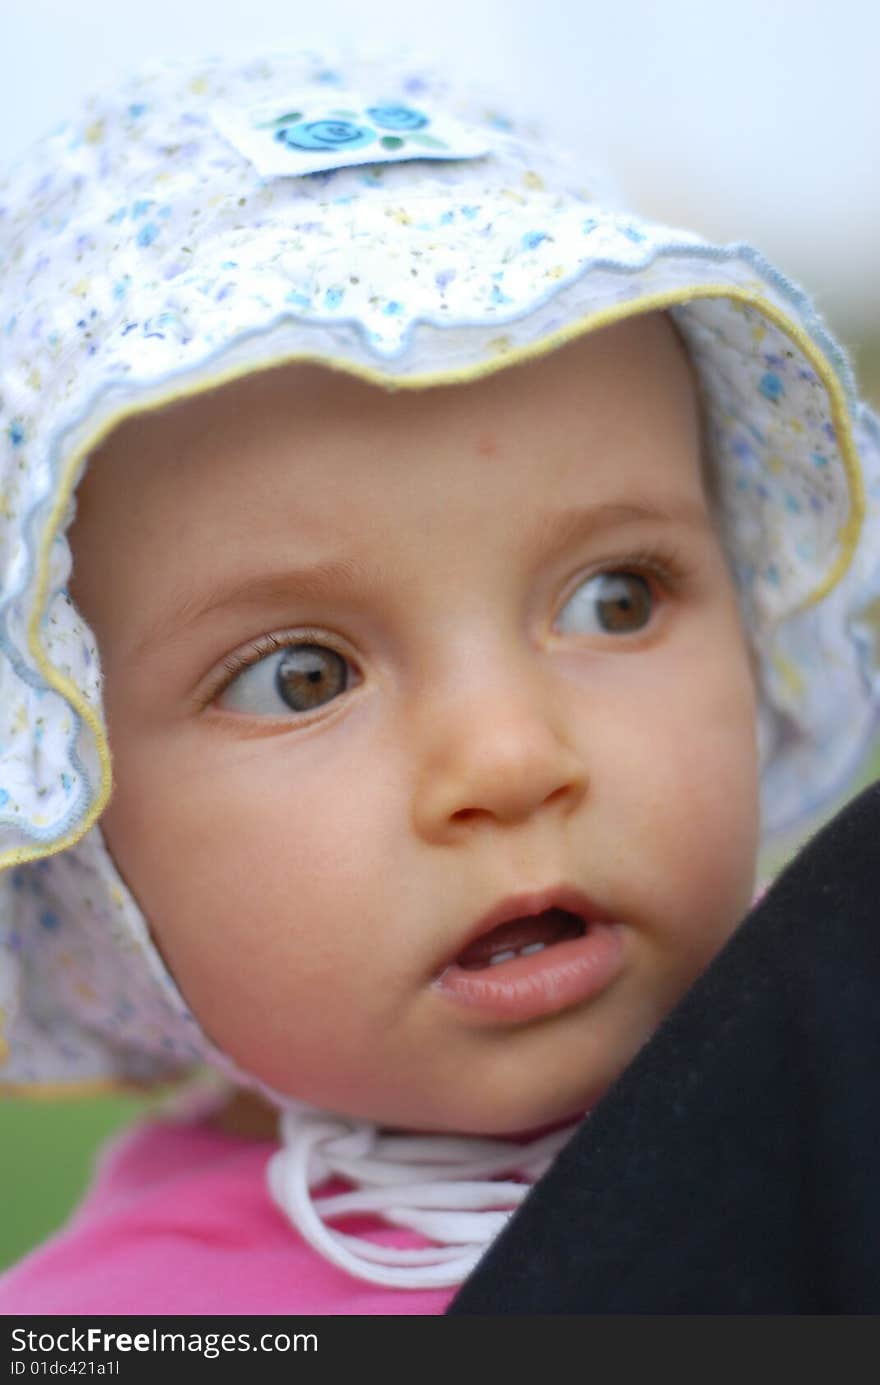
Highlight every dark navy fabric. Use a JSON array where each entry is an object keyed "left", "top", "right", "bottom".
[{"left": 448, "top": 781, "right": 880, "bottom": 1314}]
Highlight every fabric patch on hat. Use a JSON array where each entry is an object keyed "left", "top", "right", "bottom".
[{"left": 211, "top": 93, "right": 492, "bottom": 178}]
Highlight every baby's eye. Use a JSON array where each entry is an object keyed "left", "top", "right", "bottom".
[
  {"left": 216, "top": 642, "right": 354, "bottom": 716},
  {"left": 555, "top": 569, "right": 654, "bottom": 636}
]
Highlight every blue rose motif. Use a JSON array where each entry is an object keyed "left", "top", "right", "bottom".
[
  {"left": 366, "top": 104, "right": 428, "bottom": 132},
  {"left": 275, "top": 120, "right": 376, "bottom": 152}
]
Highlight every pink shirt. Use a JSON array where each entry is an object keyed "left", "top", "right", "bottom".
[{"left": 0, "top": 1118, "right": 458, "bottom": 1315}]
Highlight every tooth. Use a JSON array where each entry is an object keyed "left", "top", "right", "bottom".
[
  {"left": 519, "top": 942, "right": 546, "bottom": 956},
  {"left": 488, "top": 950, "right": 517, "bottom": 966}
]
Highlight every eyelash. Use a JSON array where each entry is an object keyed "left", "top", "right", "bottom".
[
  {"left": 203, "top": 628, "right": 350, "bottom": 708},
  {"left": 558, "top": 541, "right": 696, "bottom": 612},
  {"left": 202, "top": 541, "right": 695, "bottom": 709}
]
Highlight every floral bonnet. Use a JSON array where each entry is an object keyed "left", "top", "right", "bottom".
[{"left": 1, "top": 48, "right": 879, "bottom": 1108}]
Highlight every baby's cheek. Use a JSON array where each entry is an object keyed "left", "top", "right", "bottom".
[
  {"left": 595, "top": 669, "right": 759, "bottom": 929},
  {"left": 150, "top": 743, "right": 391, "bottom": 962}
]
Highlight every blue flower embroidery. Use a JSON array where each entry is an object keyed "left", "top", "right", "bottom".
[
  {"left": 275, "top": 120, "right": 375, "bottom": 152},
  {"left": 137, "top": 222, "right": 159, "bottom": 248},
  {"left": 759, "top": 372, "right": 784, "bottom": 403},
  {"left": 366, "top": 104, "right": 428, "bottom": 132}
]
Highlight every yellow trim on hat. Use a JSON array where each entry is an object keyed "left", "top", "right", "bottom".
[{"left": 0, "top": 282, "right": 864, "bottom": 900}]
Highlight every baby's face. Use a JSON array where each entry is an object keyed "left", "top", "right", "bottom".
[{"left": 69, "top": 313, "right": 760, "bottom": 1135}]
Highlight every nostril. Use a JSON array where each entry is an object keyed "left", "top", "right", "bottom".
[
  {"left": 545, "top": 782, "right": 579, "bottom": 806},
  {"left": 448, "top": 779, "right": 582, "bottom": 827}
]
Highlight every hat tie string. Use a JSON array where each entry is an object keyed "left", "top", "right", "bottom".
[{"left": 267, "top": 1105, "right": 577, "bottom": 1288}]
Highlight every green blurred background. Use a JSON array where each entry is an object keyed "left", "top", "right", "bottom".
[
  {"left": 1, "top": 1091, "right": 163, "bottom": 1271},
  {"left": 2, "top": 356, "right": 879, "bottom": 1276}
]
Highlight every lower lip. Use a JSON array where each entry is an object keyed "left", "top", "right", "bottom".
[{"left": 431, "top": 922, "right": 624, "bottom": 1024}]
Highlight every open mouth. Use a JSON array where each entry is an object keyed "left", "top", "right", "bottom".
[
  {"left": 434, "top": 887, "right": 624, "bottom": 1023},
  {"left": 454, "top": 907, "right": 587, "bottom": 971}
]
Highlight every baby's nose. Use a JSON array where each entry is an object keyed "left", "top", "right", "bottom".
[{"left": 410, "top": 661, "right": 587, "bottom": 842}]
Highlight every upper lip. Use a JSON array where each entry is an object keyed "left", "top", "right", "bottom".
[{"left": 435, "top": 883, "right": 604, "bottom": 976}]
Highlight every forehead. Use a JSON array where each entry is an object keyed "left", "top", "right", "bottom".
[
  {"left": 67, "top": 314, "right": 713, "bottom": 664},
  {"left": 78, "top": 312, "right": 704, "bottom": 542}
]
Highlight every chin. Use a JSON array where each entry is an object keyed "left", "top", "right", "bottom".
[{"left": 405, "top": 1077, "right": 607, "bottom": 1140}]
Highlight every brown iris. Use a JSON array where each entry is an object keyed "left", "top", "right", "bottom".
[
  {"left": 275, "top": 644, "right": 349, "bottom": 712},
  {"left": 593, "top": 572, "right": 653, "bottom": 632}
]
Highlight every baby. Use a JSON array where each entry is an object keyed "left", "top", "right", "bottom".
[{"left": 0, "top": 49, "right": 878, "bottom": 1314}]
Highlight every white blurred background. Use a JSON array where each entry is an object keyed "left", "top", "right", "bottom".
[{"left": 2, "top": 0, "right": 879, "bottom": 347}]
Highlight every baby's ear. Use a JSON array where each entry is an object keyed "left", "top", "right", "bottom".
[{"left": 448, "top": 780, "right": 880, "bottom": 1314}]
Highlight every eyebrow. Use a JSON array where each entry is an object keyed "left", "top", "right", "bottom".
[
  {"left": 530, "top": 498, "right": 710, "bottom": 553},
  {"left": 128, "top": 555, "right": 373, "bottom": 664},
  {"left": 127, "top": 497, "right": 710, "bottom": 663}
]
